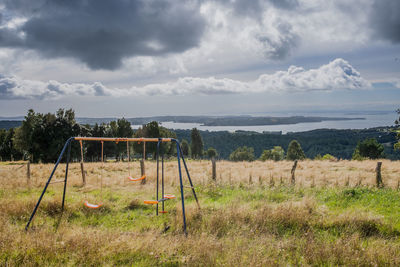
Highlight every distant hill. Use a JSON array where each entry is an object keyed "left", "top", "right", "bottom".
[
  {"left": 0, "top": 121, "right": 22, "bottom": 130},
  {"left": 175, "top": 127, "right": 400, "bottom": 160},
  {"left": 75, "top": 115, "right": 363, "bottom": 126}
]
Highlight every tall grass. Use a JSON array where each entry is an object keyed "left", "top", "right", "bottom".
[{"left": 0, "top": 160, "right": 400, "bottom": 265}]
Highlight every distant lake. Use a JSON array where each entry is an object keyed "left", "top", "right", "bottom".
[{"left": 131, "top": 111, "right": 398, "bottom": 134}]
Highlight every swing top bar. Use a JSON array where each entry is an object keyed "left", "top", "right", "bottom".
[{"left": 74, "top": 137, "right": 172, "bottom": 142}]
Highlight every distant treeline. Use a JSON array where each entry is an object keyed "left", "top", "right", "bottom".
[
  {"left": 1, "top": 109, "right": 399, "bottom": 162},
  {"left": 0, "top": 109, "right": 176, "bottom": 163},
  {"left": 175, "top": 128, "right": 400, "bottom": 160}
]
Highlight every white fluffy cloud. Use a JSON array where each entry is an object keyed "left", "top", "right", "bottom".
[{"left": 0, "top": 58, "right": 371, "bottom": 99}]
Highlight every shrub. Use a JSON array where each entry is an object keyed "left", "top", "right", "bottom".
[
  {"left": 322, "top": 154, "right": 337, "bottom": 161},
  {"left": 353, "top": 138, "right": 384, "bottom": 160},
  {"left": 260, "top": 146, "right": 285, "bottom": 161},
  {"left": 229, "top": 146, "right": 255, "bottom": 161},
  {"left": 286, "top": 140, "right": 306, "bottom": 160}
]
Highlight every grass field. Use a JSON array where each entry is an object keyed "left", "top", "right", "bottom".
[{"left": 1, "top": 160, "right": 400, "bottom": 266}]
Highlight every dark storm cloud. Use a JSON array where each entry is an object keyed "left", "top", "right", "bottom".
[
  {"left": 369, "top": 0, "right": 400, "bottom": 43},
  {"left": 257, "top": 21, "right": 299, "bottom": 60},
  {"left": 0, "top": 0, "right": 206, "bottom": 70}
]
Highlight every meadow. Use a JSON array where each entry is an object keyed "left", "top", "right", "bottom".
[{"left": 1, "top": 159, "right": 400, "bottom": 266}]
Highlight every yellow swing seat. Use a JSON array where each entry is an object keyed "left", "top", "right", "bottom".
[
  {"left": 84, "top": 201, "right": 103, "bottom": 209},
  {"left": 128, "top": 175, "right": 146, "bottom": 182}
]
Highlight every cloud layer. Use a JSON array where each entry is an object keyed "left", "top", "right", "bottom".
[
  {"left": 0, "top": 0, "right": 205, "bottom": 70},
  {"left": 369, "top": 0, "right": 400, "bottom": 43},
  {"left": 0, "top": 58, "right": 371, "bottom": 99}
]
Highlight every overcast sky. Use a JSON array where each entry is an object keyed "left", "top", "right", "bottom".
[{"left": 0, "top": 0, "right": 399, "bottom": 117}]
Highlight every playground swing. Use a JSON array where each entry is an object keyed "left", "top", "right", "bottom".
[
  {"left": 80, "top": 140, "right": 104, "bottom": 209},
  {"left": 26, "top": 137, "right": 200, "bottom": 235},
  {"left": 127, "top": 141, "right": 146, "bottom": 182},
  {"left": 142, "top": 140, "right": 176, "bottom": 214}
]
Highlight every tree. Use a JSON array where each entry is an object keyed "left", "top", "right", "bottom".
[
  {"left": 108, "top": 118, "right": 134, "bottom": 160},
  {"left": 353, "top": 138, "right": 384, "bottom": 159},
  {"left": 0, "top": 128, "right": 22, "bottom": 161},
  {"left": 190, "top": 128, "right": 203, "bottom": 159},
  {"left": 229, "top": 146, "right": 255, "bottom": 161},
  {"left": 13, "top": 108, "right": 83, "bottom": 163},
  {"left": 133, "top": 121, "right": 176, "bottom": 159},
  {"left": 180, "top": 139, "right": 190, "bottom": 157},
  {"left": 260, "top": 146, "right": 285, "bottom": 161},
  {"left": 206, "top": 147, "right": 218, "bottom": 159},
  {"left": 286, "top": 140, "right": 306, "bottom": 160}
]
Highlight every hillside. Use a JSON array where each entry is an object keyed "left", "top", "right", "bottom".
[
  {"left": 175, "top": 127, "right": 400, "bottom": 160},
  {"left": 1, "top": 160, "right": 400, "bottom": 266}
]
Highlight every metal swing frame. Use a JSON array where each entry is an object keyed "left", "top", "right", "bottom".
[{"left": 25, "top": 137, "right": 200, "bottom": 235}]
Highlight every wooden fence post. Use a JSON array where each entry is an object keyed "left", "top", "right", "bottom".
[
  {"left": 140, "top": 159, "right": 146, "bottom": 185},
  {"left": 211, "top": 158, "right": 216, "bottom": 181},
  {"left": 376, "top": 161, "right": 383, "bottom": 188},
  {"left": 291, "top": 160, "right": 298, "bottom": 185},
  {"left": 26, "top": 161, "right": 31, "bottom": 183},
  {"left": 80, "top": 161, "right": 86, "bottom": 185}
]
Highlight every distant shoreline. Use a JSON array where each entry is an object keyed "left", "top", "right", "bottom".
[
  {"left": 0, "top": 115, "right": 366, "bottom": 130},
  {"left": 76, "top": 115, "right": 365, "bottom": 127}
]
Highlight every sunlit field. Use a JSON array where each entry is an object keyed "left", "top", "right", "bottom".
[{"left": 1, "top": 159, "right": 400, "bottom": 265}]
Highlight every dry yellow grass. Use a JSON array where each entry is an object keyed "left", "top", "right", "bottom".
[
  {"left": 1, "top": 159, "right": 400, "bottom": 266},
  {"left": 1, "top": 159, "right": 398, "bottom": 189}
]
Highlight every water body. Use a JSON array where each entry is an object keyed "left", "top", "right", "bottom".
[{"left": 131, "top": 111, "right": 398, "bottom": 134}]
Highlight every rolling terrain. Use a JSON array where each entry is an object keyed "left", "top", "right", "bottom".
[{"left": 1, "top": 160, "right": 400, "bottom": 265}]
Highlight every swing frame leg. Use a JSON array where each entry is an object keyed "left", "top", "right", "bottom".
[
  {"left": 25, "top": 137, "right": 74, "bottom": 231},
  {"left": 156, "top": 140, "right": 161, "bottom": 216},
  {"left": 178, "top": 145, "right": 201, "bottom": 210},
  {"left": 62, "top": 142, "right": 71, "bottom": 211},
  {"left": 175, "top": 140, "right": 188, "bottom": 235}
]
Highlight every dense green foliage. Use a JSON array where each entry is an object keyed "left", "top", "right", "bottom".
[
  {"left": 0, "top": 128, "right": 22, "bottom": 161},
  {"left": 1, "top": 109, "right": 177, "bottom": 163},
  {"left": 286, "top": 140, "right": 306, "bottom": 160},
  {"left": 353, "top": 138, "right": 384, "bottom": 160},
  {"left": 13, "top": 109, "right": 84, "bottom": 162},
  {"left": 260, "top": 146, "right": 285, "bottom": 161},
  {"left": 190, "top": 128, "right": 203, "bottom": 158},
  {"left": 180, "top": 139, "right": 190, "bottom": 157},
  {"left": 174, "top": 128, "right": 400, "bottom": 160},
  {"left": 126, "top": 121, "right": 176, "bottom": 159},
  {"left": 229, "top": 146, "right": 255, "bottom": 161},
  {"left": 206, "top": 147, "right": 218, "bottom": 159}
]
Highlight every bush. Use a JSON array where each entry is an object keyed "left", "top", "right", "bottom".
[
  {"left": 353, "top": 138, "right": 384, "bottom": 160},
  {"left": 322, "top": 154, "right": 337, "bottom": 161},
  {"left": 286, "top": 140, "right": 306, "bottom": 160},
  {"left": 260, "top": 146, "right": 285, "bottom": 161},
  {"left": 206, "top": 147, "right": 218, "bottom": 159},
  {"left": 229, "top": 146, "right": 255, "bottom": 161}
]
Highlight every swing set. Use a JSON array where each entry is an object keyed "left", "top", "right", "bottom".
[{"left": 25, "top": 137, "right": 200, "bottom": 235}]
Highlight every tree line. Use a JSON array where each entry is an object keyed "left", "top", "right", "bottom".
[
  {"left": 0, "top": 109, "right": 176, "bottom": 163},
  {"left": 1, "top": 108, "right": 399, "bottom": 162}
]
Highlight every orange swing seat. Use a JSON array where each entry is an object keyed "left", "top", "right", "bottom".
[
  {"left": 128, "top": 175, "right": 146, "bottom": 182},
  {"left": 84, "top": 200, "right": 103, "bottom": 209},
  {"left": 143, "top": 194, "right": 176, "bottom": 205}
]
